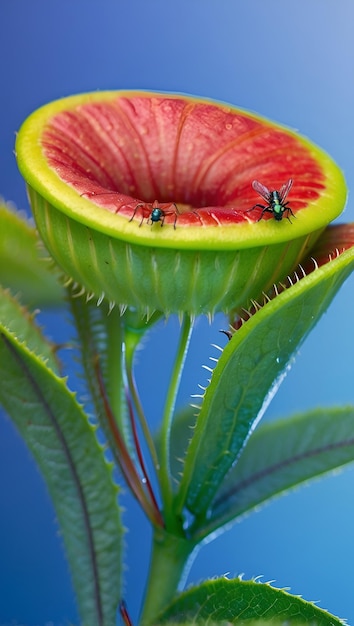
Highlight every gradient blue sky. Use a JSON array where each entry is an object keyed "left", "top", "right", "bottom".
[{"left": 1, "top": 2, "right": 354, "bottom": 624}]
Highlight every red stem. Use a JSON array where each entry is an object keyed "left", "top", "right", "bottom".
[
  {"left": 119, "top": 600, "right": 134, "bottom": 626},
  {"left": 94, "top": 357, "right": 164, "bottom": 528},
  {"left": 125, "top": 387, "right": 161, "bottom": 519}
]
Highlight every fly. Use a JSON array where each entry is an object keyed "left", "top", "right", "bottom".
[{"left": 250, "top": 179, "right": 294, "bottom": 222}]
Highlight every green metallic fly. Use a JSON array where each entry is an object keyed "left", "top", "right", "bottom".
[{"left": 251, "top": 178, "right": 294, "bottom": 222}]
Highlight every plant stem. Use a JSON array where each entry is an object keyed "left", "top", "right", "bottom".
[
  {"left": 159, "top": 314, "right": 193, "bottom": 519},
  {"left": 95, "top": 357, "right": 163, "bottom": 527},
  {"left": 139, "top": 527, "right": 197, "bottom": 625},
  {"left": 124, "top": 348, "right": 160, "bottom": 471},
  {"left": 104, "top": 308, "right": 126, "bottom": 424}
]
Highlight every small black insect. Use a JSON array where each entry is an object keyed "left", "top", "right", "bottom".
[
  {"left": 250, "top": 179, "right": 294, "bottom": 222},
  {"left": 130, "top": 200, "right": 179, "bottom": 229},
  {"left": 149, "top": 206, "right": 165, "bottom": 224}
]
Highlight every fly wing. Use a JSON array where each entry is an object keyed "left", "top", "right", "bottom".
[
  {"left": 279, "top": 178, "right": 293, "bottom": 202},
  {"left": 252, "top": 180, "right": 271, "bottom": 202}
]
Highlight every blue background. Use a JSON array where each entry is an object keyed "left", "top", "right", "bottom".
[{"left": 1, "top": 1, "right": 354, "bottom": 624}]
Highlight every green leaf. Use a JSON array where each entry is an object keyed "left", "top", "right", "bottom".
[
  {"left": 0, "top": 200, "right": 63, "bottom": 306},
  {"left": 0, "top": 285, "right": 59, "bottom": 371},
  {"left": 154, "top": 622, "right": 311, "bottom": 626},
  {"left": 0, "top": 323, "right": 123, "bottom": 625},
  {"left": 154, "top": 578, "right": 344, "bottom": 625},
  {"left": 153, "top": 623, "right": 308, "bottom": 626},
  {"left": 204, "top": 406, "right": 354, "bottom": 537},
  {"left": 176, "top": 245, "right": 354, "bottom": 523}
]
